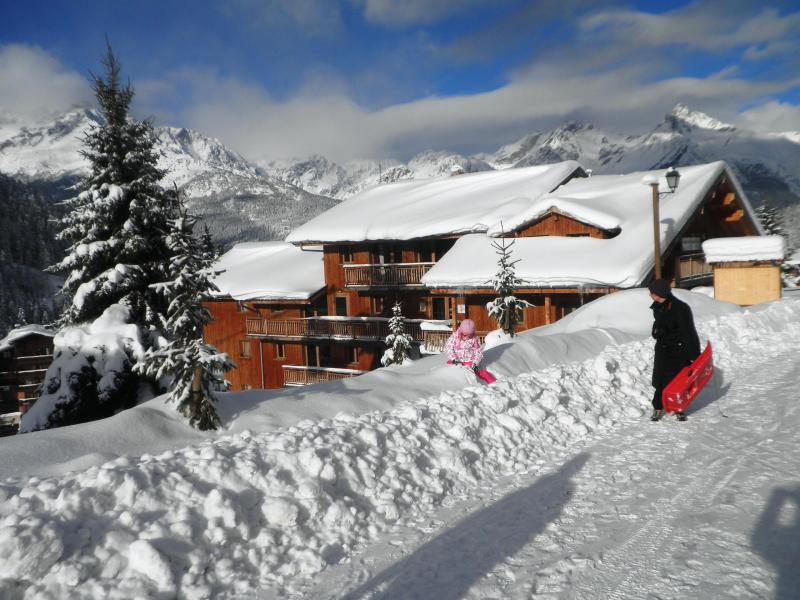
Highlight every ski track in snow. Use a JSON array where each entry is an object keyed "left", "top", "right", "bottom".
[
  {"left": 1, "top": 300, "right": 799, "bottom": 599},
  {"left": 300, "top": 306, "right": 800, "bottom": 600}
]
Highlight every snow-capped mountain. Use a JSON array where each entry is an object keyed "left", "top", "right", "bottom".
[
  {"left": 262, "top": 104, "right": 800, "bottom": 213},
  {"left": 0, "top": 108, "right": 337, "bottom": 247},
  {"left": 263, "top": 151, "right": 494, "bottom": 199}
]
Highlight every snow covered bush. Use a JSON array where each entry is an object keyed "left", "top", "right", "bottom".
[
  {"left": 20, "top": 305, "right": 144, "bottom": 432},
  {"left": 486, "top": 235, "right": 530, "bottom": 337},
  {"left": 381, "top": 302, "right": 413, "bottom": 366}
]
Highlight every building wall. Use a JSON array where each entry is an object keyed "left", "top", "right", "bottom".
[
  {"left": 713, "top": 264, "right": 781, "bottom": 306},
  {"left": 0, "top": 333, "right": 54, "bottom": 414}
]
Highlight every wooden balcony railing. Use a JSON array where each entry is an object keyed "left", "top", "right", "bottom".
[
  {"left": 246, "top": 317, "right": 443, "bottom": 343},
  {"left": 282, "top": 365, "right": 366, "bottom": 387},
  {"left": 422, "top": 330, "right": 487, "bottom": 354},
  {"left": 677, "top": 252, "right": 712, "bottom": 283},
  {"left": 342, "top": 262, "right": 435, "bottom": 287}
]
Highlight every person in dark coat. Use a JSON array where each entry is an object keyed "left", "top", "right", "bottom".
[{"left": 648, "top": 279, "right": 701, "bottom": 422}]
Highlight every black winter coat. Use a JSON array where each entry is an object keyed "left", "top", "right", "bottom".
[{"left": 651, "top": 294, "right": 701, "bottom": 388}]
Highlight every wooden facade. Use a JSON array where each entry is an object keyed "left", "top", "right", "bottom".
[
  {"left": 712, "top": 263, "right": 782, "bottom": 306},
  {"left": 205, "top": 169, "right": 762, "bottom": 390},
  {"left": 0, "top": 331, "right": 54, "bottom": 422}
]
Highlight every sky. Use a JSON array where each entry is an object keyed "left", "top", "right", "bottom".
[{"left": 1, "top": 0, "right": 800, "bottom": 162}]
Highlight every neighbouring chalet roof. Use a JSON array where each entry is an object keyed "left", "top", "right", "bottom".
[
  {"left": 285, "top": 161, "right": 584, "bottom": 244},
  {"left": 210, "top": 242, "right": 325, "bottom": 301},
  {"left": 422, "top": 161, "right": 763, "bottom": 290},
  {"left": 702, "top": 236, "right": 786, "bottom": 263},
  {"left": 0, "top": 324, "right": 54, "bottom": 353}
]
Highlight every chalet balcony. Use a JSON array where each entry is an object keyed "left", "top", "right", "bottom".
[
  {"left": 676, "top": 252, "right": 712, "bottom": 285},
  {"left": 422, "top": 330, "right": 488, "bottom": 354},
  {"left": 282, "top": 365, "right": 366, "bottom": 387},
  {"left": 246, "top": 316, "right": 448, "bottom": 343},
  {"left": 343, "top": 262, "right": 435, "bottom": 288}
]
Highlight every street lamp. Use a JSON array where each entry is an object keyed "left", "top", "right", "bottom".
[{"left": 642, "top": 167, "right": 681, "bottom": 280}]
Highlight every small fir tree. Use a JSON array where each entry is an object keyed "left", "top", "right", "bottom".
[
  {"left": 16, "top": 306, "right": 27, "bottom": 326},
  {"left": 486, "top": 235, "right": 530, "bottom": 337},
  {"left": 381, "top": 301, "right": 413, "bottom": 366},
  {"left": 137, "top": 204, "right": 234, "bottom": 429}
]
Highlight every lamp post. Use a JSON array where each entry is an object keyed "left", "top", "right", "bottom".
[{"left": 642, "top": 167, "right": 681, "bottom": 280}]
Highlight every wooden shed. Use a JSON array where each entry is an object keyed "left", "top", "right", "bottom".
[{"left": 702, "top": 236, "right": 786, "bottom": 306}]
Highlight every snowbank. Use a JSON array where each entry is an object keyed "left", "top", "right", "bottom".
[
  {"left": 702, "top": 235, "right": 786, "bottom": 263},
  {"left": 1, "top": 293, "right": 798, "bottom": 597}
]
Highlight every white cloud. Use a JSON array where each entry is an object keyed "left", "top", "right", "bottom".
[
  {"left": 0, "top": 45, "right": 90, "bottom": 123},
  {"left": 581, "top": 5, "right": 800, "bottom": 53},
  {"left": 220, "top": 0, "right": 344, "bottom": 38},
  {"left": 359, "top": 0, "right": 493, "bottom": 28},
  {"left": 737, "top": 100, "right": 800, "bottom": 133},
  {"left": 168, "top": 63, "right": 798, "bottom": 163}
]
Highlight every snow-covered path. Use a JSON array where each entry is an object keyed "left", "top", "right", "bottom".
[{"left": 303, "top": 336, "right": 800, "bottom": 599}]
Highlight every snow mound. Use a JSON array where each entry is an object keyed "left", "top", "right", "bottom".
[
  {"left": 1, "top": 294, "right": 799, "bottom": 596},
  {"left": 703, "top": 235, "right": 786, "bottom": 263}
]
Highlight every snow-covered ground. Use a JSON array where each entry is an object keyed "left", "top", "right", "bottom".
[{"left": 1, "top": 290, "right": 799, "bottom": 599}]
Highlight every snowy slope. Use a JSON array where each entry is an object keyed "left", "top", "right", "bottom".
[{"left": 1, "top": 290, "right": 798, "bottom": 598}]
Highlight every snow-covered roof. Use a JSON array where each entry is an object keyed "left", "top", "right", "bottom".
[
  {"left": 702, "top": 236, "right": 786, "bottom": 263},
  {"left": 0, "top": 324, "right": 54, "bottom": 352},
  {"left": 422, "top": 161, "right": 761, "bottom": 289},
  {"left": 210, "top": 242, "right": 325, "bottom": 301},
  {"left": 286, "top": 161, "right": 583, "bottom": 244}
]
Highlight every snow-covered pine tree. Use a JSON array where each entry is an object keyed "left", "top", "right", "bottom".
[
  {"left": 756, "top": 201, "right": 797, "bottom": 284},
  {"left": 137, "top": 202, "right": 233, "bottom": 430},
  {"left": 52, "top": 44, "right": 179, "bottom": 331},
  {"left": 26, "top": 45, "right": 182, "bottom": 431},
  {"left": 486, "top": 235, "right": 530, "bottom": 337},
  {"left": 381, "top": 301, "right": 413, "bottom": 366},
  {"left": 755, "top": 202, "right": 783, "bottom": 237}
]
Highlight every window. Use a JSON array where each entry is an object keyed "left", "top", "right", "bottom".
[
  {"left": 242, "top": 384, "right": 252, "bottom": 391},
  {"left": 432, "top": 297, "right": 448, "bottom": 320},
  {"left": 239, "top": 340, "right": 252, "bottom": 358},
  {"left": 681, "top": 236, "right": 702, "bottom": 252},
  {"left": 341, "top": 246, "right": 353, "bottom": 263},
  {"left": 335, "top": 296, "right": 348, "bottom": 317},
  {"left": 418, "top": 300, "right": 427, "bottom": 313},
  {"left": 371, "top": 296, "right": 386, "bottom": 315},
  {"left": 275, "top": 343, "right": 286, "bottom": 359}
]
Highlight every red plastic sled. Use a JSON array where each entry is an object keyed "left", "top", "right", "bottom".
[{"left": 662, "top": 341, "right": 714, "bottom": 414}]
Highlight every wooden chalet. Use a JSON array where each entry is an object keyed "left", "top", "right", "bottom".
[
  {"left": 419, "top": 161, "right": 763, "bottom": 337},
  {"left": 0, "top": 325, "right": 55, "bottom": 427},
  {"left": 211, "top": 160, "right": 762, "bottom": 389}
]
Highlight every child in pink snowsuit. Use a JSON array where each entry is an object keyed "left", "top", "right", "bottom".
[{"left": 445, "top": 319, "right": 496, "bottom": 383}]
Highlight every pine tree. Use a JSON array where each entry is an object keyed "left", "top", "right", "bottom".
[
  {"left": 756, "top": 201, "right": 796, "bottom": 283},
  {"left": 15, "top": 306, "right": 27, "bottom": 327},
  {"left": 51, "top": 44, "right": 179, "bottom": 332},
  {"left": 137, "top": 203, "right": 234, "bottom": 430},
  {"left": 28, "top": 44, "right": 181, "bottom": 431},
  {"left": 486, "top": 235, "right": 530, "bottom": 337},
  {"left": 381, "top": 302, "right": 413, "bottom": 366}
]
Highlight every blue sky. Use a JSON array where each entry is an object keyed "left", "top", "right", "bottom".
[{"left": 1, "top": 0, "right": 799, "bottom": 161}]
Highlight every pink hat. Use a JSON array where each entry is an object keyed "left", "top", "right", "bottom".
[{"left": 458, "top": 319, "right": 476, "bottom": 336}]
